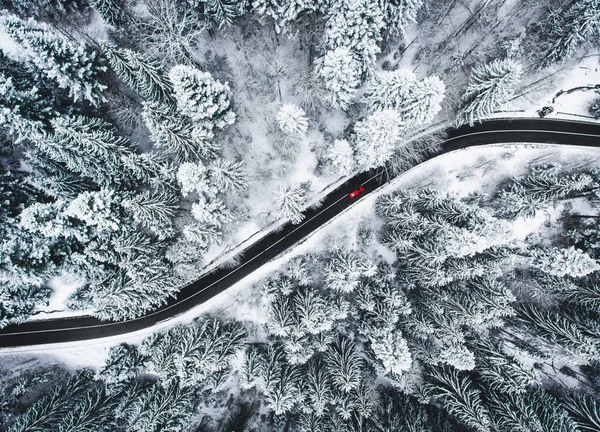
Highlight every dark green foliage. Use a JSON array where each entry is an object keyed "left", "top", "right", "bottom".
[
  {"left": 369, "top": 388, "right": 430, "bottom": 431},
  {"left": 93, "top": 0, "right": 130, "bottom": 27}
]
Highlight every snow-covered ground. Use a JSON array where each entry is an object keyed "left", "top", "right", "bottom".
[{"left": 5, "top": 142, "right": 599, "bottom": 369}]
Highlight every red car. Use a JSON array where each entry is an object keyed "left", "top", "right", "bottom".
[{"left": 348, "top": 186, "right": 365, "bottom": 199}]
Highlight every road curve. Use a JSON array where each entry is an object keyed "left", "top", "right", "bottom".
[{"left": 1, "top": 117, "right": 600, "bottom": 348}]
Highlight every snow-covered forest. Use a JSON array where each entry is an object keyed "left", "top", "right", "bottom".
[{"left": 2, "top": 0, "right": 600, "bottom": 430}]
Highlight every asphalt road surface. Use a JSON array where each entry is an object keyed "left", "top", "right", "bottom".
[{"left": 2, "top": 117, "right": 600, "bottom": 348}]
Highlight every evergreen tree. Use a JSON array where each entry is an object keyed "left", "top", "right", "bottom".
[
  {"left": 0, "top": 14, "right": 105, "bottom": 106},
  {"left": 176, "top": 161, "right": 215, "bottom": 197},
  {"left": 276, "top": 103, "right": 309, "bottom": 136},
  {"left": 317, "top": 47, "right": 360, "bottom": 110},
  {"left": 35, "top": 115, "right": 135, "bottom": 188},
  {"left": 325, "top": 139, "right": 355, "bottom": 176},
  {"left": 142, "top": 102, "right": 216, "bottom": 163},
  {"left": 182, "top": 222, "right": 222, "bottom": 247},
  {"left": 273, "top": 183, "right": 306, "bottom": 224},
  {"left": 326, "top": 337, "right": 362, "bottom": 393},
  {"left": 240, "top": 344, "right": 264, "bottom": 389},
  {"left": 457, "top": 58, "right": 522, "bottom": 126},
  {"left": 251, "top": 0, "right": 324, "bottom": 33},
  {"left": 207, "top": 158, "right": 248, "bottom": 193},
  {"left": 122, "top": 191, "right": 178, "bottom": 238},
  {"left": 267, "top": 294, "right": 295, "bottom": 337},
  {"left": 542, "top": 0, "right": 600, "bottom": 65},
  {"left": 264, "top": 363, "right": 301, "bottom": 415},
  {"left": 7, "top": 372, "right": 93, "bottom": 432},
  {"left": 323, "top": 249, "right": 376, "bottom": 293},
  {"left": 530, "top": 246, "right": 600, "bottom": 278},
  {"left": 191, "top": 196, "right": 234, "bottom": 228},
  {"left": 169, "top": 65, "right": 236, "bottom": 128},
  {"left": 324, "top": 0, "right": 385, "bottom": 72},
  {"left": 562, "top": 392, "right": 600, "bottom": 432},
  {"left": 494, "top": 164, "right": 596, "bottom": 220},
  {"left": 303, "top": 360, "right": 332, "bottom": 416},
  {"left": 200, "top": 0, "right": 247, "bottom": 28},
  {"left": 516, "top": 304, "right": 600, "bottom": 363},
  {"left": 93, "top": 0, "right": 131, "bottom": 28},
  {"left": 125, "top": 382, "right": 196, "bottom": 432},
  {"left": 102, "top": 44, "right": 173, "bottom": 104},
  {"left": 369, "top": 329, "right": 413, "bottom": 376},
  {"left": 0, "top": 71, "right": 50, "bottom": 142},
  {"left": 353, "top": 109, "right": 403, "bottom": 171},
  {"left": 380, "top": 0, "right": 423, "bottom": 40},
  {"left": 427, "top": 367, "right": 492, "bottom": 432},
  {"left": 367, "top": 69, "right": 446, "bottom": 127}
]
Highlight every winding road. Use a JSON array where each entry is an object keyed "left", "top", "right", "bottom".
[{"left": 1, "top": 117, "right": 600, "bottom": 348}]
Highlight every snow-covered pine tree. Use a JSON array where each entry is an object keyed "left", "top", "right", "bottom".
[
  {"left": 542, "top": 0, "right": 600, "bottom": 65},
  {"left": 365, "top": 69, "right": 445, "bottom": 128},
  {"left": 207, "top": 158, "right": 247, "bottom": 193},
  {"left": 323, "top": 249, "right": 376, "bottom": 293},
  {"left": 473, "top": 339, "right": 540, "bottom": 395},
  {"left": 561, "top": 392, "right": 600, "bottom": 432},
  {"left": 176, "top": 161, "right": 215, "bottom": 197},
  {"left": 323, "top": 0, "right": 385, "bottom": 73},
  {"left": 169, "top": 64, "right": 236, "bottom": 128},
  {"left": 93, "top": 0, "right": 130, "bottom": 28},
  {"left": 122, "top": 191, "right": 178, "bottom": 238},
  {"left": 365, "top": 69, "right": 416, "bottom": 112},
  {"left": 380, "top": 0, "right": 423, "bottom": 40},
  {"left": 273, "top": 183, "right": 306, "bottom": 224},
  {"left": 294, "top": 287, "right": 334, "bottom": 335},
  {"left": 530, "top": 246, "right": 600, "bottom": 278},
  {"left": 276, "top": 103, "right": 309, "bottom": 136},
  {"left": 494, "top": 164, "right": 596, "bottom": 220},
  {"left": 91, "top": 268, "right": 181, "bottom": 321},
  {"left": 6, "top": 371, "right": 93, "bottom": 432},
  {"left": 369, "top": 329, "right": 413, "bottom": 376},
  {"left": 240, "top": 344, "right": 264, "bottom": 389},
  {"left": 517, "top": 303, "right": 600, "bottom": 363},
  {"left": 102, "top": 44, "right": 173, "bottom": 104},
  {"left": 142, "top": 102, "right": 215, "bottom": 163},
  {"left": 353, "top": 109, "right": 403, "bottom": 171},
  {"left": 426, "top": 367, "right": 492, "bottom": 432},
  {"left": 35, "top": 115, "right": 134, "bottom": 187},
  {"left": 264, "top": 363, "right": 301, "bottom": 415},
  {"left": 124, "top": 382, "right": 196, "bottom": 431},
  {"left": 317, "top": 47, "right": 360, "bottom": 110},
  {"left": 0, "top": 71, "right": 50, "bottom": 142},
  {"left": 489, "top": 389, "right": 576, "bottom": 432},
  {"left": 191, "top": 196, "right": 234, "bottom": 228},
  {"left": 182, "top": 221, "right": 222, "bottom": 247},
  {"left": 0, "top": 14, "right": 105, "bottom": 106},
  {"left": 267, "top": 294, "right": 295, "bottom": 337},
  {"left": 325, "top": 337, "right": 362, "bottom": 393},
  {"left": 64, "top": 189, "right": 122, "bottom": 233},
  {"left": 303, "top": 360, "right": 332, "bottom": 416},
  {"left": 199, "top": 0, "right": 247, "bottom": 28},
  {"left": 325, "top": 139, "right": 355, "bottom": 176},
  {"left": 457, "top": 58, "right": 522, "bottom": 126},
  {"left": 438, "top": 343, "right": 477, "bottom": 371},
  {"left": 251, "top": 0, "right": 324, "bottom": 33}
]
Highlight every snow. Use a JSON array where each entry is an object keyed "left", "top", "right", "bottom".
[
  {"left": 0, "top": 30, "right": 24, "bottom": 61},
  {"left": 29, "top": 276, "right": 87, "bottom": 320}
]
